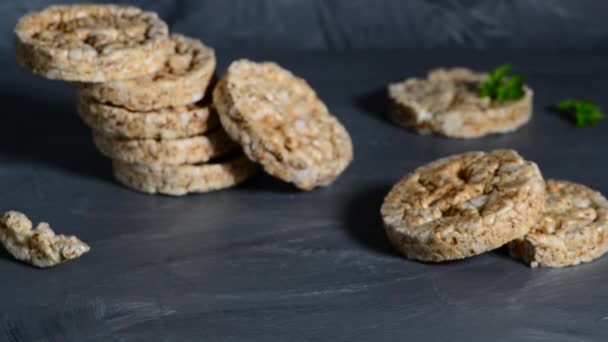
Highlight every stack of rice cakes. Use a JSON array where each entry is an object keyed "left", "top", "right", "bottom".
[
  {"left": 76, "top": 33, "right": 256, "bottom": 196},
  {"left": 15, "top": 4, "right": 256, "bottom": 196},
  {"left": 16, "top": 4, "right": 354, "bottom": 195}
]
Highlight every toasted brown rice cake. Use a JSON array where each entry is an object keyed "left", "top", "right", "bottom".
[
  {"left": 388, "top": 68, "right": 533, "bottom": 139},
  {"left": 75, "top": 34, "right": 216, "bottom": 111},
  {"left": 381, "top": 149, "right": 545, "bottom": 262},
  {"left": 77, "top": 96, "right": 217, "bottom": 139},
  {"left": 15, "top": 4, "right": 172, "bottom": 82},
  {"left": 93, "top": 128, "right": 237, "bottom": 165},
  {"left": 112, "top": 154, "right": 257, "bottom": 196},
  {"left": 213, "top": 59, "right": 353, "bottom": 190},
  {"left": 509, "top": 180, "right": 608, "bottom": 267}
]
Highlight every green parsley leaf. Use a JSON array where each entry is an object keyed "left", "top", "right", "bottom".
[
  {"left": 490, "top": 64, "right": 512, "bottom": 83},
  {"left": 555, "top": 99, "right": 604, "bottom": 127},
  {"left": 479, "top": 64, "right": 526, "bottom": 103}
]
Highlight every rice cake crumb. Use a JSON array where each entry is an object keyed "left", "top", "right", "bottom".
[{"left": 0, "top": 211, "right": 90, "bottom": 268}]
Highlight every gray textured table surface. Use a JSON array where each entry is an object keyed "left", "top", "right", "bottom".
[{"left": 1, "top": 50, "right": 608, "bottom": 342}]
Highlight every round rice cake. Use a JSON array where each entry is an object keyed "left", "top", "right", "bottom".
[
  {"left": 93, "top": 128, "right": 237, "bottom": 165},
  {"left": 77, "top": 96, "right": 217, "bottom": 139},
  {"left": 15, "top": 4, "right": 172, "bottom": 82},
  {"left": 213, "top": 59, "right": 353, "bottom": 190},
  {"left": 75, "top": 34, "right": 216, "bottom": 111},
  {"left": 388, "top": 67, "right": 533, "bottom": 139},
  {"left": 508, "top": 180, "right": 608, "bottom": 268},
  {"left": 381, "top": 149, "right": 545, "bottom": 262},
  {"left": 112, "top": 155, "right": 257, "bottom": 196}
]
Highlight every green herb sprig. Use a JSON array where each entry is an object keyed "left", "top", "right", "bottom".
[
  {"left": 555, "top": 100, "right": 604, "bottom": 127},
  {"left": 479, "top": 64, "right": 525, "bottom": 103}
]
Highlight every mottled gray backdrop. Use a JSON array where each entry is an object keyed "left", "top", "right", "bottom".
[{"left": 2, "top": 0, "right": 607, "bottom": 50}]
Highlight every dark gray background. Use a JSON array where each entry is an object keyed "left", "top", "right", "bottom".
[
  {"left": 2, "top": 1, "right": 608, "bottom": 342},
  {"left": 2, "top": 0, "right": 608, "bottom": 50}
]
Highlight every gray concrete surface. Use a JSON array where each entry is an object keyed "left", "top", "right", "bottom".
[{"left": 0, "top": 49, "right": 607, "bottom": 341}]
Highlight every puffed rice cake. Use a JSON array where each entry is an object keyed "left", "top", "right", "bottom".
[
  {"left": 213, "top": 59, "right": 353, "bottom": 190},
  {"left": 508, "top": 180, "right": 608, "bottom": 267},
  {"left": 388, "top": 68, "right": 533, "bottom": 139},
  {"left": 75, "top": 34, "right": 216, "bottom": 111},
  {"left": 15, "top": 4, "right": 172, "bottom": 82},
  {"left": 381, "top": 149, "right": 545, "bottom": 262},
  {"left": 113, "top": 154, "right": 257, "bottom": 196},
  {"left": 77, "top": 96, "right": 217, "bottom": 139},
  {"left": 93, "top": 128, "right": 237, "bottom": 165}
]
